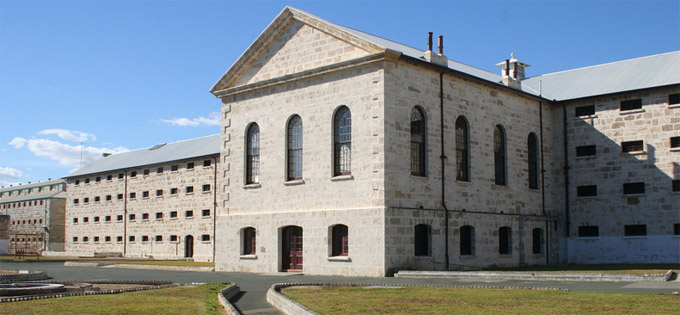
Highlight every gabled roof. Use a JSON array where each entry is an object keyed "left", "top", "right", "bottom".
[
  {"left": 65, "top": 134, "right": 220, "bottom": 178},
  {"left": 522, "top": 51, "right": 680, "bottom": 101},
  {"left": 210, "top": 6, "right": 500, "bottom": 94}
]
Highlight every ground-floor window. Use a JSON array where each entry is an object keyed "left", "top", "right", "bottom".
[
  {"left": 331, "top": 224, "right": 348, "bottom": 256},
  {"left": 460, "top": 225, "right": 475, "bottom": 255},
  {"left": 414, "top": 224, "right": 431, "bottom": 256},
  {"left": 499, "top": 226, "right": 512, "bottom": 255},
  {"left": 532, "top": 228, "right": 544, "bottom": 254},
  {"left": 241, "top": 227, "right": 256, "bottom": 255}
]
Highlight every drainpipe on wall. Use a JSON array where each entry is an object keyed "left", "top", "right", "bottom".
[
  {"left": 539, "top": 83, "right": 550, "bottom": 265},
  {"left": 43, "top": 198, "right": 48, "bottom": 251},
  {"left": 123, "top": 171, "right": 128, "bottom": 257},
  {"left": 439, "top": 71, "right": 449, "bottom": 270},
  {"left": 562, "top": 103, "right": 570, "bottom": 237},
  {"left": 212, "top": 156, "right": 218, "bottom": 263}
]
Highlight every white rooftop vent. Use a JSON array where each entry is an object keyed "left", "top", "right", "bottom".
[{"left": 496, "top": 53, "right": 530, "bottom": 89}]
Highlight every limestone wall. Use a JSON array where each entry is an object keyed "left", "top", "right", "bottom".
[{"left": 65, "top": 156, "right": 218, "bottom": 261}]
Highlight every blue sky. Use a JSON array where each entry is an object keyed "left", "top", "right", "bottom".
[{"left": 1, "top": 0, "right": 678, "bottom": 187}]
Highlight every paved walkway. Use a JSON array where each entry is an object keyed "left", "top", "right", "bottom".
[{"left": 2, "top": 261, "right": 678, "bottom": 314}]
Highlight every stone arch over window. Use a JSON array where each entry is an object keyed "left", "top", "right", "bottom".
[
  {"left": 494, "top": 125, "right": 507, "bottom": 186},
  {"left": 410, "top": 106, "right": 427, "bottom": 176},
  {"left": 459, "top": 225, "right": 475, "bottom": 255},
  {"left": 455, "top": 116, "right": 470, "bottom": 181},
  {"left": 245, "top": 123, "right": 260, "bottom": 184},
  {"left": 287, "top": 115, "right": 303, "bottom": 180},
  {"left": 330, "top": 224, "right": 348, "bottom": 256},
  {"left": 499, "top": 226, "right": 512, "bottom": 255},
  {"left": 241, "top": 227, "right": 256, "bottom": 255},
  {"left": 532, "top": 228, "right": 544, "bottom": 254},
  {"left": 414, "top": 224, "right": 431, "bottom": 256},
  {"left": 333, "top": 106, "right": 351, "bottom": 176},
  {"left": 528, "top": 132, "right": 539, "bottom": 189}
]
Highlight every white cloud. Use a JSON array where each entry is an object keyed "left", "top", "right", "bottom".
[
  {"left": 9, "top": 137, "right": 27, "bottom": 148},
  {"left": 0, "top": 166, "right": 23, "bottom": 186},
  {"left": 38, "top": 129, "right": 96, "bottom": 143},
  {"left": 23, "top": 138, "right": 128, "bottom": 167},
  {"left": 160, "top": 112, "right": 220, "bottom": 127}
]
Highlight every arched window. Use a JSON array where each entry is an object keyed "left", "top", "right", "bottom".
[
  {"left": 246, "top": 123, "right": 260, "bottom": 184},
  {"left": 414, "top": 224, "right": 431, "bottom": 256},
  {"left": 333, "top": 106, "right": 351, "bottom": 176},
  {"left": 532, "top": 228, "right": 544, "bottom": 254},
  {"left": 528, "top": 133, "right": 539, "bottom": 189},
  {"left": 287, "top": 115, "right": 303, "bottom": 180},
  {"left": 331, "top": 224, "right": 348, "bottom": 256},
  {"left": 499, "top": 226, "right": 512, "bottom": 255},
  {"left": 410, "top": 107, "right": 426, "bottom": 176},
  {"left": 455, "top": 116, "right": 470, "bottom": 181},
  {"left": 241, "top": 227, "right": 256, "bottom": 255},
  {"left": 494, "top": 125, "right": 506, "bottom": 186},
  {"left": 459, "top": 225, "right": 475, "bottom": 255}
]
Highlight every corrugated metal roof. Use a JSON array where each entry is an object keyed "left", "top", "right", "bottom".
[
  {"left": 65, "top": 134, "right": 220, "bottom": 178},
  {"left": 522, "top": 51, "right": 680, "bottom": 101},
  {"left": 0, "top": 191, "right": 66, "bottom": 204},
  {"left": 0, "top": 179, "right": 65, "bottom": 193}
]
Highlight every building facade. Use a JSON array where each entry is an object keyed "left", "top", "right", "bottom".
[
  {"left": 0, "top": 179, "right": 67, "bottom": 253},
  {"left": 210, "top": 7, "right": 678, "bottom": 276},
  {"left": 64, "top": 135, "right": 220, "bottom": 262}
]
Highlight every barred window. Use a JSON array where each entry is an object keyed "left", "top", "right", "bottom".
[
  {"left": 624, "top": 224, "right": 646, "bottom": 236},
  {"left": 620, "top": 99, "right": 642, "bottom": 111},
  {"left": 287, "top": 115, "right": 303, "bottom": 180},
  {"left": 333, "top": 106, "right": 351, "bottom": 176},
  {"left": 242, "top": 227, "right": 256, "bottom": 255},
  {"left": 494, "top": 125, "right": 507, "bottom": 186},
  {"left": 578, "top": 226, "right": 599, "bottom": 237},
  {"left": 528, "top": 133, "right": 539, "bottom": 189},
  {"left": 410, "top": 107, "right": 426, "bottom": 176},
  {"left": 499, "top": 226, "right": 512, "bottom": 255},
  {"left": 621, "top": 140, "right": 644, "bottom": 152},
  {"left": 575, "top": 105, "right": 595, "bottom": 116},
  {"left": 455, "top": 116, "right": 469, "bottom": 181},
  {"left": 246, "top": 123, "right": 260, "bottom": 184},
  {"left": 576, "top": 145, "right": 596, "bottom": 157}
]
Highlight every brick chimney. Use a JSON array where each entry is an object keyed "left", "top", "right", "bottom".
[
  {"left": 424, "top": 32, "right": 448, "bottom": 66},
  {"left": 496, "top": 53, "right": 529, "bottom": 89}
]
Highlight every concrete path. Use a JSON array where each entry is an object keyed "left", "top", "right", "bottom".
[{"left": 2, "top": 261, "right": 678, "bottom": 314}]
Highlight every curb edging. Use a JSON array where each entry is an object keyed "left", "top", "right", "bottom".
[{"left": 217, "top": 283, "right": 241, "bottom": 315}]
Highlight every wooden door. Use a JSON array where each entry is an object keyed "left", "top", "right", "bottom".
[
  {"left": 184, "top": 235, "right": 194, "bottom": 258},
  {"left": 282, "top": 226, "right": 303, "bottom": 271}
]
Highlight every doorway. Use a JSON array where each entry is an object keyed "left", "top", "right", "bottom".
[
  {"left": 184, "top": 235, "right": 194, "bottom": 258},
  {"left": 281, "top": 226, "right": 303, "bottom": 271}
]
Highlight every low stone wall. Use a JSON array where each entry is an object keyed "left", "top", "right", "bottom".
[
  {"left": 217, "top": 283, "right": 240, "bottom": 315},
  {"left": 0, "top": 271, "right": 49, "bottom": 283},
  {"left": 267, "top": 283, "right": 319, "bottom": 315},
  {"left": 394, "top": 270, "right": 670, "bottom": 282},
  {"left": 63, "top": 261, "right": 214, "bottom": 272},
  {"left": 0, "top": 280, "right": 177, "bottom": 303}
]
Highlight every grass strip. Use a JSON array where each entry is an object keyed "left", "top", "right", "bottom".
[
  {"left": 0, "top": 283, "right": 227, "bottom": 315},
  {"left": 282, "top": 285, "right": 680, "bottom": 315}
]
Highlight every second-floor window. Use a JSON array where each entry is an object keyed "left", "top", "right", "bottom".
[
  {"left": 410, "top": 107, "right": 426, "bottom": 176},
  {"left": 287, "top": 115, "right": 303, "bottom": 180},
  {"left": 333, "top": 106, "right": 352, "bottom": 176},
  {"left": 246, "top": 123, "right": 260, "bottom": 184}
]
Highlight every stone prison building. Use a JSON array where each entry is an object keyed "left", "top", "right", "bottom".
[{"left": 63, "top": 7, "right": 678, "bottom": 275}]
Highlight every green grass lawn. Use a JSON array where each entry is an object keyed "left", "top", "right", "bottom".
[
  {"left": 486, "top": 263, "right": 679, "bottom": 275},
  {"left": 0, "top": 255, "right": 214, "bottom": 267},
  {"left": 0, "top": 283, "right": 227, "bottom": 315},
  {"left": 282, "top": 285, "right": 680, "bottom": 315}
]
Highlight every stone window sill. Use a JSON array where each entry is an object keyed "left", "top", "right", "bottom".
[
  {"left": 575, "top": 155, "right": 597, "bottom": 160},
  {"left": 460, "top": 255, "right": 476, "bottom": 259},
  {"left": 243, "top": 183, "right": 261, "bottom": 189},
  {"left": 201, "top": 241, "right": 211, "bottom": 244},
  {"left": 240, "top": 254, "right": 257, "bottom": 260},
  {"left": 331, "top": 175, "right": 353, "bottom": 182},
  {"left": 186, "top": 192, "right": 194, "bottom": 196},
  {"left": 670, "top": 147, "right": 680, "bottom": 152},
  {"left": 619, "top": 108, "right": 644, "bottom": 115},
  {"left": 622, "top": 150, "right": 645, "bottom": 156},
  {"left": 414, "top": 255, "right": 434, "bottom": 259},
  {"left": 284, "top": 179, "right": 305, "bottom": 186},
  {"left": 576, "top": 114, "right": 598, "bottom": 119},
  {"left": 622, "top": 194, "right": 645, "bottom": 198},
  {"left": 623, "top": 236, "right": 647, "bottom": 239},
  {"left": 498, "top": 254, "right": 513, "bottom": 257},
  {"left": 170, "top": 217, "right": 178, "bottom": 220},
  {"left": 456, "top": 179, "right": 472, "bottom": 185},
  {"left": 574, "top": 237, "right": 600, "bottom": 240},
  {"left": 327, "top": 256, "right": 351, "bottom": 262},
  {"left": 576, "top": 196, "right": 598, "bottom": 200},
  {"left": 667, "top": 104, "right": 680, "bottom": 109}
]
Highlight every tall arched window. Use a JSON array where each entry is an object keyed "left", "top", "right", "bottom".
[
  {"left": 499, "top": 226, "right": 512, "bottom": 255},
  {"left": 246, "top": 123, "right": 260, "bottom": 184},
  {"left": 410, "top": 107, "right": 426, "bottom": 176},
  {"left": 287, "top": 115, "right": 303, "bottom": 180},
  {"left": 414, "top": 224, "right": 431, "bottom": 256},
  {"left": 494, "top": 125, "right": 506, "bottom": 186},
  {"left": 460, "top": 225, "right": 475, "bottom": 255},
  {"left": 455, "top": 116, "right": 470, "bottom": 181},
  {"left": 333, "top": 106, "right": 352, "bottom": 176},
  {"left": 528, "top": 133, "right": 539, "bottom": 189},
  {"left": 331, "top": 224, "right": 348, "bottom": 256}
]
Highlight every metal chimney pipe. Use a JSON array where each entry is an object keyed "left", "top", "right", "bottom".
[
  {"left": 513, "top": 62, "right": 518, "bottom": 79},
  {"left": 427, "top": 32, "right": 433, "bottom": 51},
  {"left": 438, "top": 35, "right": 443, "bottom": 55},
  {"left": 505, "top": 59, "right": 510, "bottom": 77}
]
